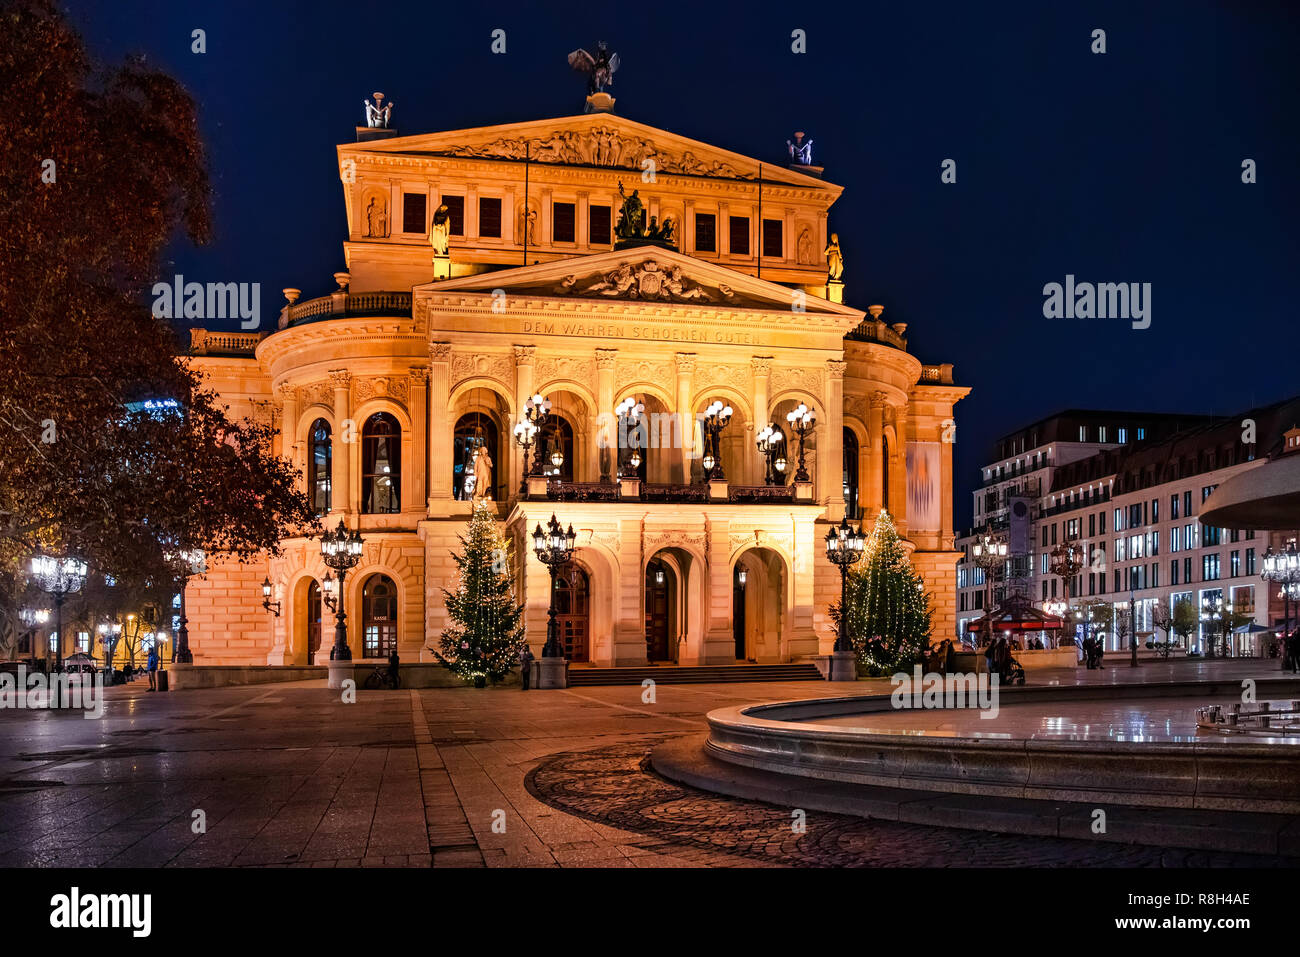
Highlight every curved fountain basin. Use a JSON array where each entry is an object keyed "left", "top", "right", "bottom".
[{"left": 704, "top": 679, "right": 1300, "bottom": 813}]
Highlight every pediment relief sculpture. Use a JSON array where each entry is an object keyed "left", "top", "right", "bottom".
[
  {"left": 553, "top": 259, "right": 735, "bottom": 304},
  {"left": 436, "top": 126, "right": 752, "bottom": 180}
]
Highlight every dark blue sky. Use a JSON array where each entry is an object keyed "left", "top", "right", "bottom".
[{"left": 69, "top": 0, "right": 1300, "bottom": 528}]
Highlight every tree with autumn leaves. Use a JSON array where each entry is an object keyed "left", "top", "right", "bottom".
[{"left": 0, "top": 1, "right": 316, "bottom": 599}]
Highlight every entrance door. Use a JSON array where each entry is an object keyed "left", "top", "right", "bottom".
[
  {"left": 362, "top": 574, "right": 398, "bottom": 658},
  {"left": 307, "top": 580, "right": 322, "bottom": 665},
  {"left": 554, "top": 566, "right": 590, "bottom": 662},
  {"left": 734, "top": 576, "right": 746, "bottom": 659},
  {"left": 645, "top": 562, "right": 671, "bottom": 662}
]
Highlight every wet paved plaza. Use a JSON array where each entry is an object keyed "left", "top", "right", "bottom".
[{"left": 0, "top": 658, "right": 1295, "bottom": 868}]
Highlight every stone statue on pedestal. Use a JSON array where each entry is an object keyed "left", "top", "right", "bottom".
[
  {"left": 568, "top": 41, "right": 620, "bottom": 94},
  {"left": 429, "top": 204, "right": 451, "bottom": 258},
  {"left": 825, "top": 233, "right": 844, "bottom": 282},
  {"left": 471, "top": 445, "right": 494, "bottom": 501},
  {"left": 364, "top": 92, "right": 394, "bottom": 129}
]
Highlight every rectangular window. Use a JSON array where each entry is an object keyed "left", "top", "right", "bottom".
[
  {"left": 729, "top": 216, "right": 750, "bottom": 255},
  {"left": 1202, "top": 484, "right": 1218, "bottom": 503},
  {"left": 1100, "top": 511, "right": 1107, "bottom": 534},
  {"left": 1151, "top": 498, "right": 1158, "bottom": 523},
  {"left": 1171, "top": 560, "right": 1179, "bottom": 586},
  {"left": 1203, "top": 554, "right": 1220, "bottom": 581},
  {"left": 1171, "top": 528, "right": 1179, "bottom": 553},
  {"left": 478, "top": 197, "right": 502, "bottom": 238},
  {"left": 441, "top": 195, "right": 465, "bottom": 235},
  {"left": 1230, "top": 550, "right": 1240, "bottom": 577},
  {"left": 695, "top": 212, "right": 716, "bottom": 253},
  {"left": 1098, "top": 426, "right": 1107, "bottom": 442},
  {"left": 1089, "top": 514, "right": 1096, "bottom": 537},
  {"left": 1079, "top": 426, "right": 1088, "bottom": 442},
  {"left": 1184, "top": 556, "right": 1192, "bottom": 583},
  {"left": 402, "top": 192, "right": 426, "bottom": 234},
  {"left": 762, "top": 219, "right": 783, "bottom": 257},
  {"left": 1118, "top": 428, "right": 1128, "bottom": 443},
  {"left": 1201, "top": 524, "right": 1221, "bottom": 548},
  {"left": 1184, "top": 524, "right": 1195, "bottom": 550},
  {"left": 589, "top": 204, "right": 611, "bottom": 245},
  {"left": 1114, "top": 508, "right": 1123, "bottom": 532},
  {"left": 1051, "top": 524, "right": 1057, "bottom": 545},
  {"left": 1247, "top": 548, "right": 1256, "bottom": 575},
  {"left": 1184, "top": 490, "right": 1193, "bottom": 515},
  {"left": 1171, "top": 494, "right": 1179, "bottom": 520},
  {"left": 1041, "top": 526, "right": 1048, "bottom": 547},
  {"left": 553, "top": 202, "right": 576, "bottom": 243}
]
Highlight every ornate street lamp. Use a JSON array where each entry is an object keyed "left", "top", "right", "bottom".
[
  {"left": 29, "top": 554, "right": 88, "bottom": 673},
  {"left": 532, "top": 514, "right": 576, "bottom": 658},
  {"left": 755, "top": 422, "right": 787, "bottom": 486},
  {"left": 549, "top": 441, "right": 565, "bottom": 477},
  {"left": 701, "top": 399, "right": 733, "bottom": 481},
  {"left": 261, "top": 577, "right": 282, "bottom": 617},
  {"left": 163, "top": 546, "right": 204, "bottom": 665},
  {"left": 824, "top": 515, "right": 866, "bottom": 657},
  {"left": 1200, "top": 595, "right": 1233, "bottom": 658},
  {"left": 970, "top": 533, "right": 1007, "bottom": 636},
  {"left": 615, "top": 397, "right": 645, "bottom": 479},
  {"left": 521, "top": 393, "right": 552, "bottom": 479},
  {"left": 786, "top": 402, "right": 816, "bottom": 483},
  {"left": 320, "top": 518, "right": 364, "bottom": 662},
  {"left": 512, "top": 418, "right": 538, "bottom": 493},
  {"left": 1262, "top": 540, "right": 1300, "bottom": 651}
]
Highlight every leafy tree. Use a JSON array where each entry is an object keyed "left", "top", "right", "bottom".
[
  {"left": 1171, "top": 597, "right": 1198, "bottom": 653},
  {"left": 0, "top": 0, "right": 316, "bottom": 583},
  {"left": 831, "top": 510, "right": 932, "bottom": 676},
  {"left": 431, "top": 500, "right": 526, "bottom": 685},
  {"left": 1151, "top": 601, "right": 1174, "bottom": 658}
]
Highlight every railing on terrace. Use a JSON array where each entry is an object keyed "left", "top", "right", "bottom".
[
  {"left": 283, "top": 290, "right": 413, "bottom": 326},
  {"left": 189, "top": 329, "right": 266, "bottom": 357},
  {"left": 543, "top": 481, "right": 794, "bottom": 504}
]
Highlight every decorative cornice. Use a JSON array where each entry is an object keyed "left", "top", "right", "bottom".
[{"left": 675, "top": 352, "right": 697, "bottom": 373}]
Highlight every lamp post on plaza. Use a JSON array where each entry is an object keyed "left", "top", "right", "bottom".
[
  {"left": 755, "top": 423, "right": 788, "bottom": 486},
  {"left": 786, "top": 402, "right": 816, "bottom": 483},
  {"left": 824, "top": 515, "right": 866, "bottom": 681},
  {"left": 166, "top": 547, "right": 204, "bottom": 665},
  {"left": 700, "top": 400, "right": 733, "bottom": 481},
  {"left": 1262, "top": 540, "right": 1300, "bottom": 651},
  {"left": 29, "top": 555, "right": 88, "bottom": 675},
  {"left": 321, "top": 518, "right": 364, "bottom": 688},
  {"left": 1044, "top": 599, "right": 1068, "bottom": 647},
  {"left": 970, "top": 533, "right": 1007, "bottom": 642},
  {"left": 1048, "top": 542, "right": 1084, "bottom": 649},
  {"left": 532, "top": 514, "right": 576, "bottom": 659},
  {"left": 1200, "top": 595, "right": 1232, "bottom": 659}
]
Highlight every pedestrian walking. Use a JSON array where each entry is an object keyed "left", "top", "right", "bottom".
[
  {"left": 146, "top": 647, "right": 159, "bottom": 691},
  {"left": 519, "top": 644, "right": 535, "bottom": 690}
]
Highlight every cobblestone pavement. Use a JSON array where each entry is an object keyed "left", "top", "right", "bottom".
[
  {"left": 0, "top": 662, "right": 1295, "bottom": 868},
  {"left": 525, "top": 736, "right": 1300, "bottom": 868}
]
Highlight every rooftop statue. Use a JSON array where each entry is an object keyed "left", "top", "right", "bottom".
[
  {"left": 614, "top": 181, "right": 645, "bottom": 240},
  {"left": 568, "top": 41, "right": 620, "bottom": 94},
  {"left": 787, "top": 131, "right": 814, "bottom": 166},
  {"left": 825, "top": 233, "right": 844, "bottom": 282},
  {"left": 364, "top": 92, "right": 394, "bottom": 129}
]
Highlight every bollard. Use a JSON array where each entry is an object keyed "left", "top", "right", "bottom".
[{"left": 1260, "top": 701, "right": 1271, "bottom": 728}]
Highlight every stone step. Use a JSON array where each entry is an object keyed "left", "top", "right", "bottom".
[{"left": 566, "top": 663, "right": 824, "bottom": 686}]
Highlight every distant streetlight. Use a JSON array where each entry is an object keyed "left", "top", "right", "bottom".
[{"left": 29, "top": 555, "right": 88, "bottom": 673}]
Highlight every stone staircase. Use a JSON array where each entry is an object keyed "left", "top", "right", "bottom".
[{"left": 566, "top": 662, "right": 824, "bottom": 687}]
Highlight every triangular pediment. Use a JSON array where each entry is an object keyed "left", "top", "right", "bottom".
[
  {"left": 341, "top": 113, "right": 839, "bottom": 192},
  {"left": 415, "top": 247, "right": 862, "bottom": 321}
]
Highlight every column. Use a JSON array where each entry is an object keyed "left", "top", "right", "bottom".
[
  {"left": 329, "top": 370, "right": 352, "bottom": 517},
  {"left": 277, "top": 384, "right": 299, "bottom": 474},
  {"left": 428, "top": 343, "right": 452, "bottom": 509},
  {"left": 514, "top": 345, "right": 536, "bottom": 486},
  {"left": 825, "top": 359, "right": 846, "bottom": 521},
  {"left": 408, "top": 367, "right": 429, "bottom": 511},
  {"left": 892, "top": 401, "right": 909, "bottom": 535},
  {"left": 674, "top": 352, "right": 696, "bottom": 485},
  {"left": 596, "top": 349, "right": 616, "bottom": 481},
  {"left": 751, "top": 357, "right": 771, "bottom": 482},
  {"left": 866, "top": 391, "right": 885, "bottom": 518}
]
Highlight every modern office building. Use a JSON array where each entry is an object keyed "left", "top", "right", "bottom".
[{"left": 957, "top": 401, "right": 1300, "bottom": 654}]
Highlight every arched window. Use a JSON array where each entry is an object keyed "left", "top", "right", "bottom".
[
  {"left": 309, "top": 418, "right": 332, "bottom": 514},
  {"left": 843, "top": 428, "right": 859, "bottom": 519},
  {"left": 362, "top": 412, "right": 401, "bottom": 514},
  {"left": 881, "top": 436, "right": 890, "bottom": 513},
  {"left": 541, "top": 415, "right": 575, "bottom": 483},
  {"left": 362, "top": 574, "right": 398, "bottom": 658},
  {"left": 453, "top": 413, "right": 500, "bottom": 501}
]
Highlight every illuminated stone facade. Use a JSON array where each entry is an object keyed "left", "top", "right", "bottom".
[{"left": 186, "top": 111, "right": 968, "bottom": 667}]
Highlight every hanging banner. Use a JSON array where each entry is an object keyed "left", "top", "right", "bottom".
[{"left": 905, "top": 441, "right": 941, "bottom": 531}]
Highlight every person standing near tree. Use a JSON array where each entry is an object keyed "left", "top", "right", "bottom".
[
  {"left": 519, "top": 644, "right": 534, "bottom": 690},
  {"left": 146, "top": 646, "right": 158, "bottom": 691}
]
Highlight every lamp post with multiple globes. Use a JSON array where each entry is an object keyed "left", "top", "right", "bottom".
[
  {"left": 970, "top": 533, "right": 1007, "bottom": 643},
  {"left": 320, "top": 519, "right": 364, "bottom": 686},
  {"left": 755, "top": 423, "right": 788, "bottom": 486},
  {"left": 615, "top": 397, "right": 645, "bottom": 479},
  {"left": 700, "top": 400, "right": 733, "bottom": 481},
  {"left": 1262, "top": 540, "right": 1300, "bottom": 654},
  {"left": 29, "top": 555, "right": 88, "bottom": 674},
  {"left": 824, "top": 515, "right": 866, "bottom": 680},
  {"left": 532, "top": 514, "right": 576, "bottom": 659},
  {"left": 786, "top": 402, "right": 816, "bottom": 483}
]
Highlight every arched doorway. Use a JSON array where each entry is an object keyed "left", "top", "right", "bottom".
[
  {"left": 734, "top": 548, "right": 787, "bottom": 661},
  {"left": 361, "top": 573, "right": 398, "bottom": 658},
  {"left": 554, "top": 565, "right": 589, "bottom": 662},
  {"left": 645, "top": 558, "right": 675, "bottom": 662},
  {"left": 306, "top": 579, "right": 322, "bottom": 665},
  {"left": 453, "top": 411, "right": 501, "bottom": 501}
]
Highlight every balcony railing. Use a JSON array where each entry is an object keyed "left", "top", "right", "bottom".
[
  {"left": 283, "top": 290, "right": 413, "bottom": 327},
  {"left": 542, "top": 481, "right": 793, "bottom": 504},
  {"left": 189, "top": 329, "right": 266, "bottom": 357}
]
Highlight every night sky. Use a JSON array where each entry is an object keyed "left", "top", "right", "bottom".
[{"left": 68, "top": 0, "right": 1300, "bottom": 529}]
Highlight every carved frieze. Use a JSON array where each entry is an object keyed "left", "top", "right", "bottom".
[
  {"left": 615, "top": 359, "right": 676, "bottom": 394},
  {"left": 554, "top": 259, "right": 736, "bottom": 304},
  {"left": 770, "top": 365, "right": 824, "bottom": 399},
  {"left": 436, "top": 126, "right": 754, "bottom": 180},
  {"left": 535, "top": 355, "right": 596, "bottom": 386},
  {"left": 354, "top": 375, "right": 409, "bottom": 405}
]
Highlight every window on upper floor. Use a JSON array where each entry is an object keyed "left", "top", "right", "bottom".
[
  {"left": 589, "top": 205, "right": 611, "bottom": 246},
  {"left": 761, "top": 218, "right": 783, "bottom": 258},
  {"left": 729, "top": 216, "right": 750, "bottom": 255},
  {"left": 553, "top": 202, "right": 576, "bottom": 243},
  {"left": 441, "top": 195, "right": 465, "bottom": 235},
  {"left": 310, "top": 418, "right": 332, "bottom": 515},
  {"left": 402, "top": 192, "right": 426, "bottom": 234},
  {"left": 478, "top": 197, "right": 502, "bottom": 238},
  {"left": 362, "top": 412, "right": 401, "bottom": 515},
  {"left": 695, "top": 213, "right": 716, "bottom": 253}
]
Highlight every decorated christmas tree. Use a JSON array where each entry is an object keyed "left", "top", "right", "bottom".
[
  {"left": 432, "top": 499, "right": 527, "bottom": 685},
  {"left": 830, "top": 509, "right": 933, "bottom": 675}
]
